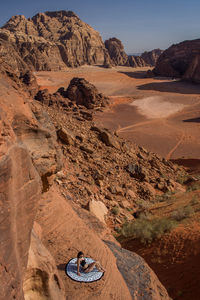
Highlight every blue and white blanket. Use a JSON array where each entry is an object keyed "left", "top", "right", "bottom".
[{"left": 65, "top": 257, "right": 104, "bottom": 282}]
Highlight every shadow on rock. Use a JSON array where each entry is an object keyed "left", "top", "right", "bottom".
[
  {"left": 183, "top": 117, "right": 200, "bottom": 123},
  {"left": 57, "top": 264, "right": 66, "bottom": 271}
]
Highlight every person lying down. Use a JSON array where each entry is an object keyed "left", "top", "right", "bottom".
[{"left": 76, "top": 251, "right": 106, "bottom": 276}]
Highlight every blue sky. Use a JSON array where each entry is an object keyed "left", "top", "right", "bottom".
[{"left": 1, "top": 0, "right": 200, "bottom": 53}]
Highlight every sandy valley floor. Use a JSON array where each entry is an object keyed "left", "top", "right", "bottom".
[{"left": 35, "top": 65, "right": 200, "bottom": 166}]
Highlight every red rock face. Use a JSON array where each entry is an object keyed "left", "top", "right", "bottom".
[
  {"left": 0, "top": 11, "right": 110, "bottom": 71},
  {"left": 153, "top": 39, "right": 200, "bottom": 80},
  {"left": 0, "top": 146, "right": 41, "bottom": 300}
]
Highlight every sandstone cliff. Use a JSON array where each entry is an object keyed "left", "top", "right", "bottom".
[
  {"left": 153, "top": 39, "right": 200, "bottom": 81},
  {"left": 0, "top": 11, "right": 110, "bottom": 71}
]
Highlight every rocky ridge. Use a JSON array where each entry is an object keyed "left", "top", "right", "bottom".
[{"left": 0, "top": 63, "right": 178, "bottom": 299}]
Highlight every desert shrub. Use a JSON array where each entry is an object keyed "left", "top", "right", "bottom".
[
  {"left": 155, "top": 191, "right": 175, "bottom": 202},
  {"left": 135, "top": 199, "right": 152, "bottom": 210},
  {"left": 176, "top": 173, "right": 188, "bottom": 185},
  {"left": 187, "top": 182, "right": 200, "bottom": 192},
  {"left": 171, "top": 205, "right": 194, "bottom": 221},
  {"left": 112, "top": 206, "right": 119, "bottom": 215},
  {"left": 120, "top": 217, "right": 176, "bottom": 244}
]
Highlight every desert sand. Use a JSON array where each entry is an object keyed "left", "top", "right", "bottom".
[{"left": 35, "top": 65, "right": 200, "bottom": 165}]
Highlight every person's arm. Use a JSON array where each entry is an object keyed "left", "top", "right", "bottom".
[{"left": 77, "top": 259, "right": 81, "bottom": 276}]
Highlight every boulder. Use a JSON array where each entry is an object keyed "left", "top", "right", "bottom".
[
  {"left": 57, "top": 128, "right": 75, "bottom": 146},
  {"left": 99, "top": 130, "right": 120, "bottom": 149},
  {"left": 126, "top": 163, "right": 147, "bottom": 181},
  {"left": 89, "top": 199, "right": 108, "bottom": 223}
]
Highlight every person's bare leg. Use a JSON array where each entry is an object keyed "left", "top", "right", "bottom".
[
  {"left": 95, "top": 261, "right": 106, "bottom": 272},
  {"left": 84, "top": 262, "right": 95, "bottom": 273},
  {"left": 84, "top": 261, "right": 105, "bottom": 273}
]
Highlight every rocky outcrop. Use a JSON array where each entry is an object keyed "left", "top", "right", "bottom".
[
  {"left": 66, "top": 77, "right": 108, "bottom": 109},
  {"left": 105, "top": 37, "right": 129, "bottom": 66},
  {"left": 0, "top": 11, "right": 110, "bottom": 72},
  {"left": 141, "top": 49, "right": 163, "bottom": 66},
  {"left": 153, "top": 39, "right": 200, "bottom": 80}
]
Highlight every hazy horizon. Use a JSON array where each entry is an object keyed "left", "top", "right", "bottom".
[{"left": 1, "top": 0, "right": 200, "bottom": 53}]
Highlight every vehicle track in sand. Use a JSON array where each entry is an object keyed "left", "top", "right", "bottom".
[{"left": 166, "top": 131, "right": 185, "bottom": 160}]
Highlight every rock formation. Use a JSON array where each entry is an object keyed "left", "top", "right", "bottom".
[
  {"left": 141, "top": 49, "right": 163, "bottom": 66},
  {"left": 128, "top": 55, "right": 147, "bottom": 67},
  {"left": 104, "top": 37, "right": 162, "bottom": 68},
  {"left": 0, "top": 11, "right": 110, "bottom": 72},
  {"left": 105, "top": 37, "right": 129, "bottom": 66},
  {"left": 66, "top": 77, "right": 108, "bottom": 108},
  {"left": 153, "top": 39, "right": 200, "bottom": 81}
]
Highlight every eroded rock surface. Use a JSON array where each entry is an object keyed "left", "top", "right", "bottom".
[
  {"left": 23, "top": 225, "right": 65, "bottom": 300},
  {"left": 0, "top": 11, "right": 110, "bottom": 71}
]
